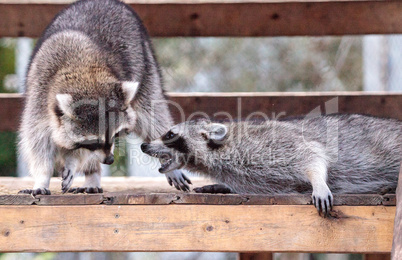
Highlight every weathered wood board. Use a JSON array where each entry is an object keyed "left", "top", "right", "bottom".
[
  {"left": 391, "top": 163, "right": 402, "bottom": 260},
  {"left": 1, "top": 93, "right": 401, "bottom": 132},
  {"left": 0, "top": 1, "right": 402, "bottom": 37},
  {"left": 0, "top": 205, "right": 395, "bottom": 253},
  {"left": 0, "top": 177, "right": 396, "bottom": 206}
]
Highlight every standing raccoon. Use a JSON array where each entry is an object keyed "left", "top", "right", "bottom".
[
  {"left": 141, "top": 114, "right": 402, "bottom": 216},
  {"left": 19, "top": 0, "right": 191, "bottom": 195}
]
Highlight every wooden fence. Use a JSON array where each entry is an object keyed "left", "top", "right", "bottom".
[{"left": 0, "top": 0, "right": 402, "bottom": 258}]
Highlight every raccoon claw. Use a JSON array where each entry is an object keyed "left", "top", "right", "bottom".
[
  {"left": 61, "top": 168, "right": 74, "bottom": 193},
  {"left": 68, "top": 187, "right": 104, "bottom": 194},
  {"left": 165, "top": 170, "right": 192, "bottom": 192},
  {"left": 18, "top": 188, "right": 51, "bottom": 195},
  {"left": 193, "top": 184, "right": 233, "bottom": 194},
  {"left": 312, "top": 191, "right": 333, "bottom": 217}
]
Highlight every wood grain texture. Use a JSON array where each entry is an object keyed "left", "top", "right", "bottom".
[
  {"left": 0, "top": 94, "right": 24, "bottom": 132},
  {"left": 0, "top": 205, "right": 395, "bottom": 253},
  {"left": 0, "top": 193, "right": 396, "bottom": 206},
  {"left": 0, "top": 195, "right": 37, "bottom": 205},
  {"left": 0, "top": 177, "right": 396, "bottom": 206},
  {"left": 0, "top": 176, "right": 214, "bottom": 195},
  {"left": 239, "top": 252, "right": 273, "bottom": 260},
  {"left": 391, "top": 163, "right": 402, "bottom": 260},
  {"left": 365, "top": 254, "right": 391, "bottom": 260},
  {"left": 1, "top": 93, "right": 401, "bottom": 132},
  {"left": 168, "top": 93, "right": 402, "bottom": 123},
  {"left": 0, "top": 0, "right": 391, "bottom": 4},
  {"left": 0, "top": 1, "right": 401, "bottom": 37}
]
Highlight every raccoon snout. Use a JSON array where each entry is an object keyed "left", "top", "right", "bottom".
[{"left": 103, "top": 154, "right": 114, "bottom": 165}]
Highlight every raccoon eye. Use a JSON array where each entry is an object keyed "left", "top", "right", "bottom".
[
  {"left": 164, "top": 131, "right": 176, "bottom": 140},
  {"left": 201, "top": 132, "right": 208, "bottom": 140}
]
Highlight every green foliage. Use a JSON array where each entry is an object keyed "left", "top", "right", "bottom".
[
  {"left": 0, "top": 132, "right": 17, "bottom": 177},
  {"left": 0, "top": 39, "right": 16, "bottom": 93},
  {"left": 0, "top": 39, "right": 17, "bottom": 177},
  {"left": 154, "top": 37, "right": 363, "bottom": 92}
]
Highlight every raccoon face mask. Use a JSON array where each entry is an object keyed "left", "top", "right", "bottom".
[
  {"left": 141, "top": 120, "right": 229, "bottom": 173},
  {"left": 51, "top": 81, "right": 139, "bottom": 157}
]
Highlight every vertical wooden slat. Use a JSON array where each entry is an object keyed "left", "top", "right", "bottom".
[{"left": 391, "top": 163, "right": 402, "bottom": 260}]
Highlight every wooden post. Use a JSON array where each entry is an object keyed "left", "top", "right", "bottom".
[{"left": 391, "top": 163, "right": 402, "bottom": 259}]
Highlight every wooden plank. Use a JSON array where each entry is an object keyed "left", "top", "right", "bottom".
[
  {"left": 35, "top": 194, "right": 105, "bottom": 205},
  {"left": 364, "top": 254, "right": 391, "bottom": 260},
  {"left": 391, "top": 162, "right": 402, "bottom": 259},
  {"left": 0, "top": 177, "right": 396, "bottom": 206},
  {"left": 0, "top": 1, "right": 401, "bottom": 37},
  {"left": 0, "top": 0, "right": 391, "bottom": 4},
  {"left": 1, "top": 93, "right": 401, "bottom": 132},
  {"left": 0, "top": 176, "right": 214, "bottom": 195},
  {"left": 239, "top": 252, "right": 273, "bottom": 260},
  {"left": 104, "top": 193, "right": 396, "bottom": 206},
  {"left": 0, "top": 195, "right": 37, "bottom": 205},
  {"left": 168, "top": 92, "right": 402, "bottom": 123},
  {"left": 0, "top": 205, "right": 395, "bottom": 253},
  {"left": 0, "top": 193, "right": 396, "bottom": 206}
]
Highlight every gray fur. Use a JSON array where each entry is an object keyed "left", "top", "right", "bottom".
[
  {"left": 142, "top": 114, "right": 402, "bottom": 216},
  {"left": 19, "top": 0, "right": 191, "bottom": 195}
]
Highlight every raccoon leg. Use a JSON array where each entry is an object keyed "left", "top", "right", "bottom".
[
  {"left": 193, "top": 184, "right": 233, "bottom": 194},
  {"left": 306, "top": 158, "right": 333, "bottom": 217},
  {"left": 18, "top": 169, "right": 52, "bottom": 195},
  {"left": 18, "top": 144, "right": 54, "bottom": 195},
  {"left": 69, "top": 162, "right": 103, "bottom": 194}
]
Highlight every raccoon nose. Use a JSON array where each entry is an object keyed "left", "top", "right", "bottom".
[
  {"left": 140, "top": 143, "right": 148, "bottom": 153},
  {"left": 103, "top": 155, "right": 114, "bottom": 165}
]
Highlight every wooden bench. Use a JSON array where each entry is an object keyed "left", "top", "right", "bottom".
[
  {"left": 0, "top": 93, "right": 401, "bottom": 259},
  {"left": 0, "top": 176, "right": 397, "bottom": 255}
]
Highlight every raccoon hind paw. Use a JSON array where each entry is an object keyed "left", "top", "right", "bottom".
[
  {"left": 68, "top": 187, "right": 103, "bottom": 194},
  {"left": 18, "top": 188, "right": 51, "bottom": 196}
]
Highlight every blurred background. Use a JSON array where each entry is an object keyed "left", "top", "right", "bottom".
[{"left": 0, "top": 35, "right": 401, "bottom": 260}]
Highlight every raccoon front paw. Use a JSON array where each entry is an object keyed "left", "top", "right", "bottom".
[
  {"left": 18, "top": 188, "right": 51, "bottom": 195},
  {"left": 312, "top": 188, "right": 333, "bottom": 217},
  {"left": 61, "top": 168, "right": 74, "bottom": 193},
  {"left": 68, "top": 187, "right": 104, "bottom": 194},
  {"left": 165, "top": 170, "right": 192, "bottom": 192},
  {"left": 193, "top": 184, "right": 233, "bottom": 194}
]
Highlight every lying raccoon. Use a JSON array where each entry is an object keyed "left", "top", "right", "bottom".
[{"left": 141, "top": 114, "right": 402, "bottom": 216}]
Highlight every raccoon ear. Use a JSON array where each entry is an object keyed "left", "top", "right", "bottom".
[
  {"left": 207, "top": 123, "right": 228, "bottom": 142},
  {"left": 122, "top": 81, "right": 139, "bottom": 105},
  {"left": 55, "top": 94, "right": 73, "bottom": 117}
]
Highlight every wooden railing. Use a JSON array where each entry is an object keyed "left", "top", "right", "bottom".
[
  {"left": 0, "top": 93, "right": 400, "bottom": 258},
  {"left": 0, "top": 0, "right": 401, "bottom": 258},
  {"left": 1, "top": 92, "right": 402, "bottom": 132},
  {"left": 0, "top": 0, "right": 402, "bottom": 37}
]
